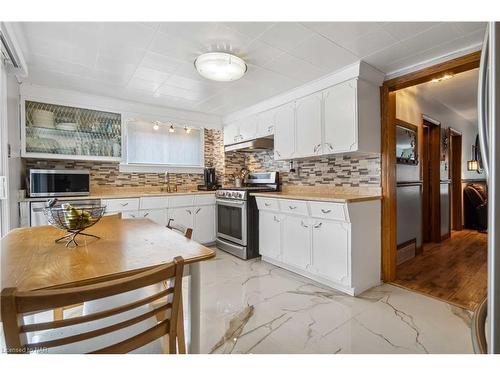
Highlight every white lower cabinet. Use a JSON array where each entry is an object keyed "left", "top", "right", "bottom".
[
  {"left": 139, "top": 209, "right": 166, "bottom": 226},
  {"left": 259, "top": 211, "right": 282, "bottom": 261},
  {"left": 256, "top": 196, "right": 381, "bottom": 296},
  {"left": 282, "top": 215, "right": 311, "bottom": 270},
  {"left": 193, "top": 205, "right": 216, "bottom": 244},
  {"left": 167, "top": 206, "right": 194, "bottom": 229},
  {"left": 311, "top": 220, "right": 350, "bottom": 285}
]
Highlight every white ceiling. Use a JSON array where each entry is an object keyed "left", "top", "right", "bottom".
[
  {"left": 16, "top": 22, "right": 486, "bottom": 116},
  {"left": 413, "top": 68, "right": 479, "bottom": 124}
]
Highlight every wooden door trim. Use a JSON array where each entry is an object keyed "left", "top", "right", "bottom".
[
  {"left": 449, "top": 128, "right": 463, "bottom": 231},
  {"left": 380, "top": 51, "right": 481, "bottom": 282}
]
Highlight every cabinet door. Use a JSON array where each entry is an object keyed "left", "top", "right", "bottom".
[
  {"left": 223, "top": 123, "right": 240, "bottom": 145},
  {"left": 311, "top": 220, "right": 350, "bottom": 285},
  {"left": 295, "top": 94, "right": 323, "bottom": 158},
  {"left": 167, "top": 207, "right": 194, "bottom": 230},
  {"left": 193, "top": 205, "right": 216, "bottom": 244},
  {"left": 323, "top": 80, "right": 358, "bottom": 153},
  {"left": 259, "top": 211, "right": 282, "bottom": 261},
  {"left": 139, "top": 209, "right": 166, "bottom": 226},
  {"left": 274, "top": 102, "right": 295, "bottom": 160},
  {"left": 257, "top": 109, "right": 276, "bottom": 137},
  {"left": 282, "top": 215, "right": 311, "bottom": 270},
  {"left": 239, "top": 116, "right": 258, "bottom": 141}
]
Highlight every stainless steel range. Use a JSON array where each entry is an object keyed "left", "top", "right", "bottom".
[{"left": 215, "top": 172, "right": 278, "bottom": 259}]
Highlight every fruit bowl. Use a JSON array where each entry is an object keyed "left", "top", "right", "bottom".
[{"left": 43, "top": 202, "right": 106, "bottom": 247}]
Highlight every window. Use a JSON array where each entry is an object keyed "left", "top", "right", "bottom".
[{"left": 123, "top": 120, "right": 204, "bottom": 172}]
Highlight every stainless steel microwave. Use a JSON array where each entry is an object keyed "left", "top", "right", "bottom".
[{"left": 29, "top": 169, "right": 90, "bottom": 197}]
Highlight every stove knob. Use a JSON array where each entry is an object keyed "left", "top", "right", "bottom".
[
  {"left": 232, "top": 192, "right": 239, "bottom": 198},
  {"left": 238, "top": 192, "right": 244, "bottom": 199}
]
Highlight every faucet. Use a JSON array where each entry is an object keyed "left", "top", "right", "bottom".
[{"left": 162, "top": 172, "right": 177, "bottom": 193}]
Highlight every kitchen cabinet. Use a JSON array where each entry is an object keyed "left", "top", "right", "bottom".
[
  {"left": 257, "top": 109, "right": 276, "bottom": 137},
  {"left": 138, "top": 209, "right": 166, "bottom": 226},
  {"left": 295, "top": 93, "right": 323, "bottom": 158},
  {"left": 21, "top": 99, "right": 122, "bottom": 162},
  {"left": 273, "top": 102, "right": 296, "bottom": 160},
  {"left": 282, "top": 215, "right": 311, "bottom": 270},
  {"left": 223, "top": 123, "right": 240, "bottom": 145},
  {"left": 259, "top": 211, "right": 282, "bottom": 261},
  {"left": 167, "top": 206, "right": 194, "bottom": 229},
  {"left": 311, "top": 220, "right": 349, "bottom": 285},
  {"left": 255, "top": 196, "right": 381, "bottom": 295},
  {"left": 193, "top": 205, "right": 216, "bottom": 244},
  {"left": 102, "top": 198, "right": 140, "bottom": 213},
  {"left": 323, "top": 80, "right": 357, "bottom": 153},
  {"left": 238, "top": 117, "right": 258, "bottom": 141}
]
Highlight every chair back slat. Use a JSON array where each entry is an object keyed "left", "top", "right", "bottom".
[
  {"left": 166, "top": 219, "right": 193, "bottom": 239},
  {"left": 1, "top": 256, "right": 185, "bottom": 354}
]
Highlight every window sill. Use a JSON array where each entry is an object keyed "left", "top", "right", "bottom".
[{"left": 119, "top": 163, "right": 205, "bottom": 174}]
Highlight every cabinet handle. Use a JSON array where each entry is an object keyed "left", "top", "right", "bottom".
[
  {"left": 130, "top": 214, "right": 136, "bottom": 218},
  {"left": 275, "top": 150, "right": 281, "bottom": 157},
  {"left": 267, "top": 125, "right": 274, "bottom": 133},
  {"left": 288, "top": 205, "right": 297, "bottom": 210},
  {"left": 300, "top": 220, "right": 309, "bottom": 228},
  {"left": 321, "top": 209, "right": 331, "bottom": 214},
  {"left": 143, "top": 212, "right": 149, "bottom": 217},
  {"left": 313, "top": 144, "right": 321, "bottom": 153},
  {"left": 273, "top": 215, "right": 280, "bottom": 223},
  {"left": 314, "top": 222, "right": 322, "bottom": 229},
  {"left": 120, "top": 202, "right": 129, "bottom": 207},
  {"left": 325, "top": 143, "right": 334, "bottom": 151},
  {"left": 195, "top": 208, "right": 201, "bottom": 214},
  {"left": 264, "top": 202, "right": 271, "bottom": 207},
  {"left": 186, "top": 209, "right": 192, "bottom": 214}
]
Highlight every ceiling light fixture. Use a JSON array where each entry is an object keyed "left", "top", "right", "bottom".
[
  {"left": 194, "top": 52, "right": 247, "bottom": 82},
  {"left": 169, "top": 124, "right": 175, "bottom": 133},
  {"left": 153, "top": 121, "right": 160, "bottom": 131},
  {"left": 431, "top": 74, "right": 454, "bottom": 83},
  {"left": 184, "top": 126, "right": 191, "bottom": 134}
]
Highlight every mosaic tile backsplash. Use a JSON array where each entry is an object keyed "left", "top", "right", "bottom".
[{"left": 23, "top": 128, "right": 381, "bottom": 192}]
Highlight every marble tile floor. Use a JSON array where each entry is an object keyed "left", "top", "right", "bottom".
[
  {"left": 200, "top": 249, "right": 474, "bottom": 354},
  {"left": 0, "top": 248, "right": 474, "bottom": 354}
]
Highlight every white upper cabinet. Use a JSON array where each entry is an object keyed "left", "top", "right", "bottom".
[
  {"left": 223, "top": 123, "right": 241, "bottom": 145},
  {"left": 323, "top": 80, "right": 358, "bottom": 153},
  {"left": 295, "top": 93, "right": 323, "bottom": 158},
  {"left": 256, "top": 109, "right": 276, "bottom": 137},
  {"left": 273, "top": 102, "right": 296, "bottom": 160},
  {"left": 238, "top": 116, "right": 258, "bottom": 141}
]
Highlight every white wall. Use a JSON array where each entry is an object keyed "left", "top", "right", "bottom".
[{"left": 7, "top": 75, "right": 21, "bottom": 229}]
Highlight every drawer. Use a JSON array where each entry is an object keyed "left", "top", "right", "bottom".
[
  {"left": 121, "top": 211, "right": 140, "bottom": 219},
  {"left": 168, "top": 195, "right": 195, "bottom": 208},
  {"left": 102, "top": 198, "right": 139, "bottom": 212},
  {"left": 279, "top": 199, "right": 309, "bottom": 216},
  {"left": 194, "top": 194, "right": 216, "bottom": 206},
  {"left": 140, "top": 196, "right": 169, "bottom": 210},
  {"left": 256, "top": 197, "right": 280, "bottom": 211},
  {"left": 308, "top": 201, "right": 346, "bottom": 221}
]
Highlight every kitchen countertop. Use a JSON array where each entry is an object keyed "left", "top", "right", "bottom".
[
  {"left": 20, "top": 190, "right": 216, "bottom": 202},
  {"left": 250, "top": 191, "right": 382, "bottom": 203}
]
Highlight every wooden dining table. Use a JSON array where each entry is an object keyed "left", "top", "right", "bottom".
[{"left": 0, "top": 215, "right": 215, "bottom": 353}]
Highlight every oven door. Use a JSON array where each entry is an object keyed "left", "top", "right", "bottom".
[{"left": 216, "top": 198, "right": 247, "bottom": 246}]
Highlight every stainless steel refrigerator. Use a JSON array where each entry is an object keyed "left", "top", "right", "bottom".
[{"left": 477, "top": 21, "right": 500, "bottom": 354}]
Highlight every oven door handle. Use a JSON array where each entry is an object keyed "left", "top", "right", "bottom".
[{"left": 216, "top": 199, "right": 246, "bottom": 207}]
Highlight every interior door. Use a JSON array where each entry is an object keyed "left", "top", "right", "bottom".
[{"left": 295, "top": 93, "right": 322, "bottom": 158}]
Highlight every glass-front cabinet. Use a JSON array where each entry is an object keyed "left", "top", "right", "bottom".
[{"left": 22, "top": 99, "right": 122, "bottom": 161}]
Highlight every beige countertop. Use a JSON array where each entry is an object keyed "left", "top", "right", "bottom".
[
  {"left": 20, "top": 190, "right": 215, "bottom": 203},
  {"left": 250, "top": 191, "right": 381, "bottom": 203}
]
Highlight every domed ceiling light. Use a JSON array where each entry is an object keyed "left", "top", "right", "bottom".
[{"left": 194, "top": 52, "right": 247, "bottom": 82}]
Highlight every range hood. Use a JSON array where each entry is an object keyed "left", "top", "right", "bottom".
[{"left": 224, "top": 137, "right": 274, "bottom": 152}]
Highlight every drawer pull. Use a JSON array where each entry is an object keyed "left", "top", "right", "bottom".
[
  {"left": 325, "top": 143, "right": 334, "bottom": 151},
  {"left": 300, "top": 220, "right": 309, "bottom": 228},
  {"left": 288, "top": 205, "right": 297, "bottom": 210},
  {"left": 267, "top": 125, "right": 274, "bottom": 133},
  {"left": 120, "top": 202, "right": 129, "bottom": 207},
  {"left": 264, "top": 202, "right": 271, "bottom": 207},
  {"left": 314, "top": 222, "right": 322, "bottom": 229},
  {"left": 313, "top": 144, "right": 321, "bottom": 153},
  {"left": 143, "top": 212, "right": 149, "bottom": 217},
  {"left": 321, "top": 209, "right": 332, "bottom": 214},
  {"left": 195, "top": 208, "right": 201, "bottom": 214},
  {"left": 273, "top": 215, "right": 280, "bottom": 223},
  {"left": 275, "top": 150, "right": 281, "bottom": 157},
  {"left": 186, "top": 209, "right": 192, "bottom": 214}
]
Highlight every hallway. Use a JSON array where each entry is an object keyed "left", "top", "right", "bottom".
[{"left": 394, "top": 230, "right": 487, "bottom": 310}]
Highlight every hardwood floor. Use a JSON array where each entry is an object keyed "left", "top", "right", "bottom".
[{"left": 394, "top": 229, "right": 487, "bottom": 311}]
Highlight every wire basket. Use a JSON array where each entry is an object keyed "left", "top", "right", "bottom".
[{"left": 42, "top": 203, "right": 106, "bottom": 247}]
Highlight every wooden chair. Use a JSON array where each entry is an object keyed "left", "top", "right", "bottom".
[
  {"left": 1, "top": 257, "right": 185, "bottom": 354},
  {"left": 166, "top": 218, "right": 193, "bottom": 240},
  {"left": 53, "top": 212, "right": 124, "bottom": 321}
]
